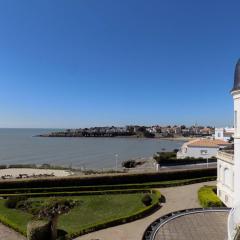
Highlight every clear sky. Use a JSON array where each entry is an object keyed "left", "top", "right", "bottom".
[{"left": 0, "top": 0, "right": 239, "bottom": 128}]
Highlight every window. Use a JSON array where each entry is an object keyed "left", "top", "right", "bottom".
[
  {"left": 235, "top": 111, "right": 238, "bottom": 129},
  {"left": 218, "top": 133, "right": 221, "bottom": 137},
  {"left": 224, "top": 168, "right": 230, "bottom": 187},
  {"left": 218, "top": 165, "right": 222, "bottom": 181},
  {"left": 201, "top": 150, "right": 208, "bottom": 155}
]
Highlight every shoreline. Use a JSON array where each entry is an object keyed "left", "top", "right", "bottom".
[{"left": 36, "top": 134, "right": 191, "bottom": 142}]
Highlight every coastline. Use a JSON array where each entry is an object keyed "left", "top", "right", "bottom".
[
  {"left": 36, "top": 134, "right": 191, "bottom": 142},
  {"left": 0, "top": 129, "right": 185, "bottom": 171}
]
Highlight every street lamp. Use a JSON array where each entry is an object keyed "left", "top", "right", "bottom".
[{"left": 115, "top": 154, "right": 119, "bottom": 171}]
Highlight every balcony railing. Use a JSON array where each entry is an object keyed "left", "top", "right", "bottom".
[{"left": 217, "top": 151, "right": 234, "bottom": 162}]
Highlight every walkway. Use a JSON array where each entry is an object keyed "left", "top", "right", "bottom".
[
  {"left": 0, "top": 223, "right": 26, "bottom": 240},
  {"left": 75, "top": 181, "right": 216, "bottom": 240}
]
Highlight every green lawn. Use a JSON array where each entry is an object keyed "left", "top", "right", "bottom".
[{"left": 0, "top": 192, "right": 159, "bottom": 238}]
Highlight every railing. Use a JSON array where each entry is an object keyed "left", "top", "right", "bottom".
[
  {"left": 228, "top": 203, "right": 240, "bottom": 240},
  {"left": 143, "top": 208, "right": 230, "bottom": 240},
  {"left": 217, "top": 151, "right": 234, "bottom": 162}
]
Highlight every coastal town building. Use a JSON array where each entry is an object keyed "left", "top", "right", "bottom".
[
  {"left": 217, "top": 60, "right": 240, "bottom": 210},
  {"left": 177, "top": 138, "right": 230, "bottom": 159},
  {"left": 200, "top": 127, "right": 213, "bottom": 136},
  {"left": 215, "top": 127, "right": 234, "bottom": 142}
]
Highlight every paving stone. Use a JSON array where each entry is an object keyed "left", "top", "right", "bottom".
[{"left": 154, "top": 211, "right": 228, "bottom": 240}]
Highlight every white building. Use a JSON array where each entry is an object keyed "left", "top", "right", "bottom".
[
  {"left": 217, "top": 59, "right": 240, "bottom": 209},
  {"left": 215, "top": 127, "right": 234, "bottom": 142},
  {"left": 177, "top": 138, "right": 230, "bottom": 159}
]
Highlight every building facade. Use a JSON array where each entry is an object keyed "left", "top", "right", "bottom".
[
  {"left": 177, "top": 139, "right": 230, "bottom": 159},
  {"left": 217, "top": 59, "right": 240, "bottom": 208},
  {"left": 215, "top": 127, "right": 234, "bottom": 142}
]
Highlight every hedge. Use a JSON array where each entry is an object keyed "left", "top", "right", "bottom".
[
  {"left": 0, "top": 189, "right": 153, "bottom": 198},
  {"left": 0, "top": 168, "right": 217, "bottom": 189},
  {"left": 0, "top": 176, "right": 216, "bottom": 195},
  {"left": 198, "top": 186, "right": 224, "bottom": 208}
]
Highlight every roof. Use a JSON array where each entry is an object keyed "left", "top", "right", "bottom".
[
  {"left": 232, "top": 59, "right": 240, "bottom": 92},
  {"left": 187, "top": 139, "right": 230, "bottom": 148}
]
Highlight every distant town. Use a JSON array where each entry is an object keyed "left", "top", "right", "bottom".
[{"left": 39, "top": 125, "right": 224, "bottom": 138}]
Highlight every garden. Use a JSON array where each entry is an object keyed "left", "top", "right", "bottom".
[
  {"left": 0, "top": 191, "right": 160, "bottom": 240},
  {"left": 0, "top": 168, "right": 217, "bottom": 239}
]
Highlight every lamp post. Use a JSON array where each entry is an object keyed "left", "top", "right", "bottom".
[{"left": 115, "top": 154, "right": 119, "bottom": 171}]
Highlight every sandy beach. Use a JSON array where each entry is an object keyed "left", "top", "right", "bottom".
[{"left": 0, "top": 168, "right": 72, "bottom": 179}]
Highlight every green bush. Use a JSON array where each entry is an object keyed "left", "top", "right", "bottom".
[
  {"left": 154, "top": 152, "right": 177, "bottom": 163},
  {"left": 141, "top": 194, "right": 152, "bottom": 206},
  {"left": 122, "top": 160, "right": 137, "bottom": 168},
  {"left": 27, "top": 220, "right": 51, "bottom": 240},
  {"left": 198, "top": 186, "right": 224, "bottom": 207},
  {"left": 4, "top": 196, "right": 27, "bottom": 209}
]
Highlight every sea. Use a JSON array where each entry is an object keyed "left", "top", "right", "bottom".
[{"left": 0, "top": 128, "right": 184, "bottom": 169}]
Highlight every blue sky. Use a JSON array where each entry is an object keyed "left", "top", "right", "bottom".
[{"left": 0, "top": 0, "right": 239, "bottom": 128}]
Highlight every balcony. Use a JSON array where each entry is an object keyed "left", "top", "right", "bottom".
[{"left": 217, "top": 150, "right": 234, "bottom": 163}]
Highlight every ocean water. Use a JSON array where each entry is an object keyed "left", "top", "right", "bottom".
[{"left": 0, "top": 129, "right": 184, "bottom": 169}]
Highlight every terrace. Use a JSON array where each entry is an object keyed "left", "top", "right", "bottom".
[{"left": 143, "top": 208, "right": 229, "bottom": 240}]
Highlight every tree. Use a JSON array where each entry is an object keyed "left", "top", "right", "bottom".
[{"left": 38, "top": 199, "right": 76, "bottom": 240}]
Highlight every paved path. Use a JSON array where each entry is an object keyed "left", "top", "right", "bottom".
[
  {"left": 155, "top": 211, "right": 228, "bottom": 240},
  {"left": 0, "top": 223, "right": 26, "bottom": 240},
  {"left": 75, "top": 181, "right": 216, "bottom": 240}
]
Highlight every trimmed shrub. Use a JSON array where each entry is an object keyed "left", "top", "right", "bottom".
[
  {"left": 27, "top": 220, "right": 51, "bottom": 240},
  {"left": 0, "top": 189, "right": 152, "bottom": 198},
  {"left": 198, "top": 186, "right": 224, "bottom": 208},
  {"left": 154, "top": 152, "right": 177, "bottom": 164},
  {"left": 122, "top": 160, "right": 137, "bottom": 168},
  {"left": 0, "top": 176, "right": 216, "bottom": 199},
  {"left": 0, "top": 168, "right": 217, "bottom": 190},
  {"left": 4, "top": 196, "right": 27, "bottom": 209},
  {"left": 141, "top": 194, "right": 152, "bottom": 206}
]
